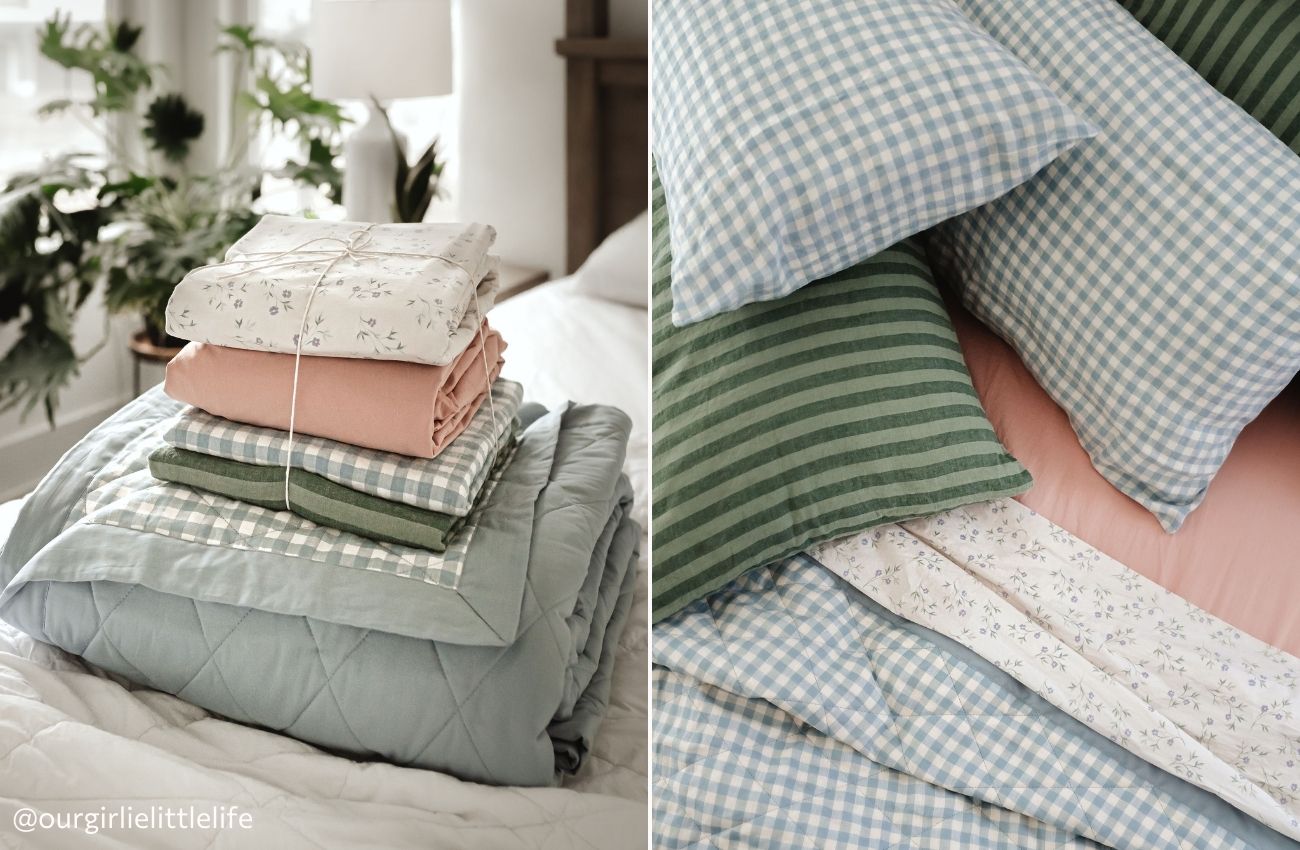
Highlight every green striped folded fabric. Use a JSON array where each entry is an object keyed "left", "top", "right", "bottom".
[
  {"left": 1119, "top": 0, "right": 1300, "bottom": 153},
  {"left": 149, "top": 434, "right": 515, "bottom": 553},
  {"left": 651, "top": 167, "right": 1032, "bottom": 622}
]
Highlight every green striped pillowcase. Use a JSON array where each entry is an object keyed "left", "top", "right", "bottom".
[
  {"left": 1119, "top": 0, "right": 1300, "bottom": 154},
  {"left": 651, "top": 170, "right": 1031, "bottom": 622}
]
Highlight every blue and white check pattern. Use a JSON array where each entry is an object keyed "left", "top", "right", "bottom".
[
  {"left": 653, "top": 556, "right": 1279, "bottom": 849},
  {"left": 928, "top": 0, "right": 1300, "bottom": 531},
  {"left": 165, "top": 379, "right": 522, "bottom": 517},
  {"left": 651, "top": 0, "right": 1094, "bottom": 326},
  {"left": 79, "top": 423, "right": 519, "bottom": 589}
]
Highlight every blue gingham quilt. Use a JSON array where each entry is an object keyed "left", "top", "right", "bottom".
[{"left": 653, "top": 556, "right": 1299, "bottom": 849}]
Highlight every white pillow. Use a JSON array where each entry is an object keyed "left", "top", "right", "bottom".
[{"left": 572, "top": 211, "right": 648, "bottom": 308}]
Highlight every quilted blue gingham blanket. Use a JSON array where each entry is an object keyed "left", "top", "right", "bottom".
[{"left": 653, "top": 556, "right": 1299, "bottom": 849}]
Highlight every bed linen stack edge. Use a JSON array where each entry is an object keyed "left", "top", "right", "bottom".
[{"left": 0, "top": 389, "right": 639, "bottom": 786}]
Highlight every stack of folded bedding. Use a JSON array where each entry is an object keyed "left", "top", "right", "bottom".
[
  {"left": 157, "top": 214, "right": 517, "bottom": 554},
  {"left": 0, "top": 215, "right": 640, "bottom": 787}
]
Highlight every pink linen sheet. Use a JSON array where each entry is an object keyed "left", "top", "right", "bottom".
[
  {"left": 164, "top": 324, "right": 505, "bottom": 458},
  {"left": 950, "top": 298, "right": 1300, "bottom": 658}
]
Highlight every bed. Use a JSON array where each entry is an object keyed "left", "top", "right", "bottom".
[
  {"left": 0, "top": 275, "right": 648, "bottom": 849},
  {"left": 649, "top": 0, "right": 1300, "bottom": 846},
  {"left": 0, "top": 1, "right": 648, "bottom": 845}
]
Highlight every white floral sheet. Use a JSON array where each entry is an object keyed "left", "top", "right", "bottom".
[
  {"left": 812, "top": 498, "right": 1300, "bottom": 843},
  {"left": 165, "top": 216, "right": 500, "bottom": 365}
]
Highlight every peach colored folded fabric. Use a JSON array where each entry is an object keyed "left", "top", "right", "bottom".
[
  {"left": 164, "top": 324, "right": 505, "bottom": 459},
  {"left": 949, "top": 295, "right": 1300, "bottom": 658}
]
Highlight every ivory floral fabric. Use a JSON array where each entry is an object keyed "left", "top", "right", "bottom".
[
  {"left": 166, "top": 215, "right": 500, "bottom": 365},
  {"left": 813, "top": 498, "right": 1300, "bottom": 842}
]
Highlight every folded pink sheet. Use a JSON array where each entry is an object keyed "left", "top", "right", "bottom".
[
  {"left": 949, "top": 295, "right": 1300, "bottom": 658},
  {"left": 165, "top": 324, "right": 505, "bottom": 458}
]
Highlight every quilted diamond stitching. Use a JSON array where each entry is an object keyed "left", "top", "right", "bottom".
[
  {"left": 174, "top": 597, "right": 259, "bottom": 721},
  {"left": 293, "top": 619, "right": 374, "bottom": 751}
]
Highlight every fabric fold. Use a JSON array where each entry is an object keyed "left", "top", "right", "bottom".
[
  {"left": 164, "top": 379, "right": 522, "bottom": 517},
  {"left": 165, "top": 215, "right": 501, "bottom": 365},
  {"left": 147, "top": 429, "right": 516, "bottom": 553},
  {"left": 653, "top": 555, "right": 1299, "bottom": 849},
  {"left": 164, "top": 324, "right": 506, "bottom": 458},
  {"left": 812, "top": 499, "right": 1300, "bottom": 842}
]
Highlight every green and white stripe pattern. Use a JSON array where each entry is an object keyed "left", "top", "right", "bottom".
[
  {"left": 1120, "top": 0, "right": 1300, "bottom": 153},
  {"left": 148, "top": 433, "right": 516, "bottom": 554},
  {"left": 164, "top": 380, "right": 522, "bottom": 517},
  {"left": 651, "top": 171, "right": 1031, "bottom": 621}
]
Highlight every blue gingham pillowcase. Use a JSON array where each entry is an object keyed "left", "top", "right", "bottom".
[
  {"left": 929, "top": 0, "right": 1300, "bottom": 531},
  {"left": 651, "top": 0, "right": 1095, "bottom": 326}
]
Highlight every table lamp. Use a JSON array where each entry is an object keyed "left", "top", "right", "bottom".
[{"left": 309, "top": 0, "right": 453, "bottom": 222}]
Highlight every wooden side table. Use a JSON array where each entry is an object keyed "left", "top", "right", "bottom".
[
  {"left": 497, "top": 262, "right": 550, "bottom": 302},
  {"left": 128, "top": 331, "right": 182, "bottom": 396}
]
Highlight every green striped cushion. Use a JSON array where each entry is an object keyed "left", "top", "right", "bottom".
[
  {"left": 651, "top": 169, "right": 1031, "bottom": 622},
  {"left": 1119, "top": 0, "right": 1300, "bottom": 153}
]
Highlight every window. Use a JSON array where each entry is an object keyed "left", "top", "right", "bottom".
[
  {"left": 0, "top": 0, "right": 106, "bottom": 180},
  {"left": 251, "top": 0, "right": 458, "bottom": 220}
]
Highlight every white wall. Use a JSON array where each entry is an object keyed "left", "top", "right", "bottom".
[
  {"left": 454, "top": 0, "right": 568, "bottom": 276},
  {"left": 455, "top": 0, "right": 646, "bottom": 275}
]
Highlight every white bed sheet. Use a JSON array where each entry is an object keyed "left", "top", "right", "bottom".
[
  {"left": 493, "top": 277, "right": 649, "bottom": 536},
  {"left": 0, "top": 277, "right": 648, "bottom": 848}
]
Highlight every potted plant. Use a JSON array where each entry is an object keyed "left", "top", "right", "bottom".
[{"left": 0, "top": 13, "right": 348, "bottom": 423}]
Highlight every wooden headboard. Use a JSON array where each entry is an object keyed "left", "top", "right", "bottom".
[{"left": 555, "top": 0, "right": 648, "bottom": 273}]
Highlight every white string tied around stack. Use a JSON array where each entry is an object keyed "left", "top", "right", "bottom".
[{"left": 205, "top": 225, "right": 500, "bottom": 511}]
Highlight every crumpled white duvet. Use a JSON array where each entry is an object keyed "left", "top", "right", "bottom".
[{"left": 814, "top": 498, "right": 1300, "bottom": 843}]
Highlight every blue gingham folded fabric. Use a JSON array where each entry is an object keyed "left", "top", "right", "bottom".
[
  {"left": 929, "top": 0, "right": 1300, "bottom": 532},
  {"left": 654, "top": 556, "right": 1294, "bottom": 849},
  {"left": 165, "top": 379, "right": 522, "bottom": 516},
  {"left": 651, "top": 0, "right": 1095, "bottom": 326}
]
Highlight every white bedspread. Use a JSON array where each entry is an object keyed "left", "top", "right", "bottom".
[
  {"left": 814, "top": 498, "right": 1300, "bottom": 842},
  {"left": 0, "top": 277, "right": 649, "bottom": 848},
  {"left": 493, "top": 278, "right": 648, "bottom": 536}
]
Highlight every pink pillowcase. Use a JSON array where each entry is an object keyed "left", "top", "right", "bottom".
[
  {"left": 950, "top": 298, "right": 1300, "bottom": 658},
  {"left": 165, "top": 325, "right": 505, "bottom": 459}
]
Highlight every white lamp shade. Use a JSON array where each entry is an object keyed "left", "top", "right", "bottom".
[{"left": 309, "top": 0, "right": 453, "bottom": 101}]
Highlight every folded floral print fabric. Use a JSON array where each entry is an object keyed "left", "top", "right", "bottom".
[
  {"left": 147, "top": 430, "right": 516, "bottom": 553},
  {"left": 651, "top": 0, "right": 1094, "bottom": 325},
  {"left": 1118, "top": 0, "right": 1300, "bottom": 154},
  {"left": 929, "top": 0, "right": 1300, "bottom": 531},
  {"left": 651, "top": 170, "right": 1030, "bottom": 621},
  {"left": 165, "top": 215, "right": 500, "bottom": 365},
  {"left": 654, "top": 556, "right": 1299, "bottom": 849},
  {"left": 165, "top": 379, "right": 522, "bottom": 517},
  {"left": 814, "top": 499, "right": 1300, "bottom": 841},
  {"left": 164, "top": 325, "right": 505, "bottom": 458}
]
